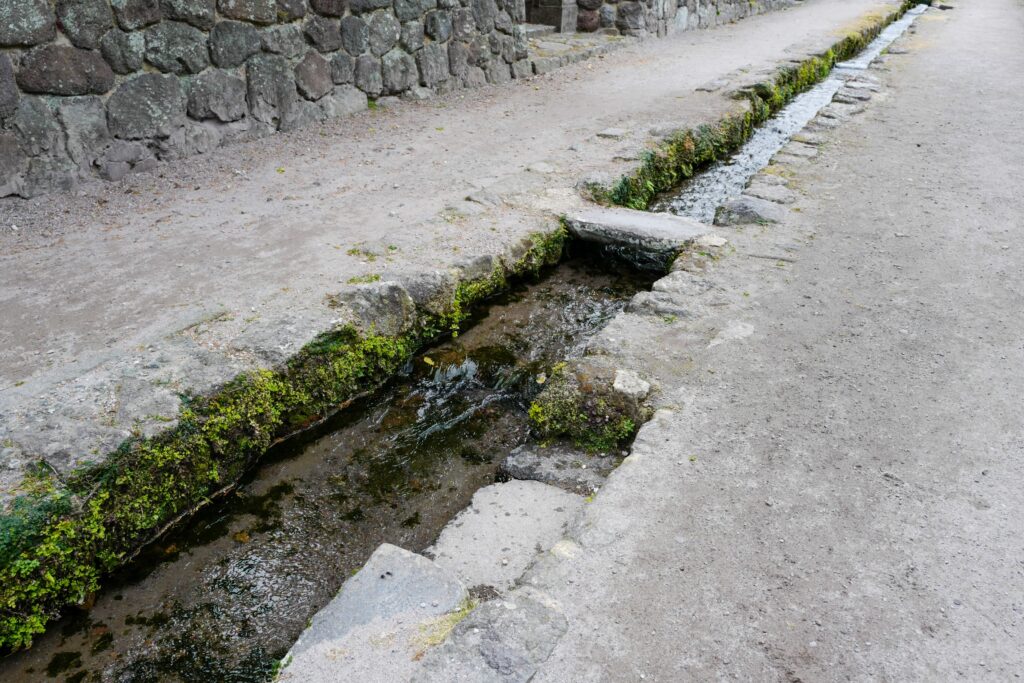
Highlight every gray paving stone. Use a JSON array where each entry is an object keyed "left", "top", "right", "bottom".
[
  {"left": 565, "top": 207, "right": 711, "bottom": 256},
  {"left": 413, "top": 587, "right": 569, "bottom": 683},
  {"left": 501, "top": 444, "right": 618, "bottom": 495},
  {"left": 279, "top": 543, "right": 469, "bottom": 683},
  {"left": 427, "top": 480, "right": 583, "bottom": 591}
]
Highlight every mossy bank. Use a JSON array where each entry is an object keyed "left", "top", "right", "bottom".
[
  {"left": 601, "top": 0, "right": 928, "bottom": 210},
  {"left": 0, "top": 230, "right": 567, "bottom": 651}
]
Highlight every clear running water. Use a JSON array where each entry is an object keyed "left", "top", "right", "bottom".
[
  {"left": 0, "top": 254, "right": 653, "bottom": 683},
  {"left": 653, "top": 4, "right": 928, "bottom": 222}
]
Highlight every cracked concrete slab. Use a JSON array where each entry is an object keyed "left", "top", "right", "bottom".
[
  {"left": 426, "top": 480, "right": 584, "bottom": 592},
  {"left": 278, "top": 544, "right": 467, "bottom": 683}
]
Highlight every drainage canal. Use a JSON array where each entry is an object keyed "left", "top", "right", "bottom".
[
  {"left": 652, "top": 4, "right": 928, "bottom": 222},
  {"left": 0, "top": 249, "right": 655, "bottom": 683}
]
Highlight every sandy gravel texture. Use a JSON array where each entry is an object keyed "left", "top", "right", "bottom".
[
  {"left": 0, "top": 0, "right": 888, "bottom": 387},
  {"left": 515, "top": 1, "right": 1024, "bottom": 680}
]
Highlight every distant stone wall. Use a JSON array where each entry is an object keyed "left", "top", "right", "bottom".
[
  {"left": 575, "top": 0, "right": 793, "bottom": 36},
  {"left": 0, "top": 0, "right": 793, "bottom": 198},
  {"left": 0, "top": 0, "right": 529, "bottom": 197}
]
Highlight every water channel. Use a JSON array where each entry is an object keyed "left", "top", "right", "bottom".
[
  {"left": 653, "top": 4, "right": 928, "bottom": 222},
  {"left": 2, "top": 251, "right": 654, "bottom": 682}
]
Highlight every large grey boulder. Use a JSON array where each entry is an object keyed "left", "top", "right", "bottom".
[
  {"left": 349, "top": 0, "right": 394, "bottom": 13},
  {"left": 341, "top": 15, "right": 369, "bottom": 55},
  {"left": 328, "top": 280, "right": 415, "bottom": 336},
  {"left": 0, "top": 55, "right": 18, "bottom": 120},
  {"left": 187, "top": 69, "right": 247, "bottom": 121},
  {"left": 448, "top": 41, "right": 469, "bottom": 80},
  {"left": 394, "top": 0, "right": 424, "bottom": 22},
  {"left": 330, "top": 52, "right": 355, "bottom": 84},
  {"left": 501, "top": 444, "right": 617, "bottom": 494},
  {"left": 294, "top": 51, "right": 333, "bottom": 100},
  {"left": 0, "top": 133, "right": 29, "bottom": 196},
  {"left": 305, "top": 16, "right": 342, "bottom": 52},
  {"left": 615, "top": 0, "right": 645, "bottom": 31},
  {"left": 96, "top": 138, "right": 157, "bottom": 180},
  {"left": 56, "top": 0, "right": 115, "bottom": 49},
  {"left": 100, "top": 29, "right": 146, "bottom": 74},
  {"left": 416, "top": 42, "right": 449, "bottom": 87},
  {"left": 246, "top": 52, "right": 297, "bottom": 128},
  {"left": 278, "top": 544, "right": 468, "bottom": 683},
  {"left": 471, "top": 0, "right": 498, "bottom": 33},
  {"left": 354, "top": 54, "right": 383, "bottom": 97},
  {"left": 401, "top": 20, "right": 424, "bottom": 52},
  {"left": 12, "top": 97, "right": 63, "bottom": 156},
  {"left": 381, "top": 48, "right": 417, "bottom": 94},
  {"left": 319, "top": 84, "right": 367, "bottom": 117},
  {"left": 424, "top": 9, "right": 453, "bottom": 42},
  {"left": 452, "top": 8, "right": 476, "bottom": 41},
  {"left": 0, "top": 0, "right": 56, "bottom": 46},
  {"left": 145, "top": 21, "right": 210, "bottom": 74},
  {"left": 107, "top": 73, "right": 186, "bottom": 139},
  {"left": 160, "top": 0, "right": 217, "bottom": 30},
  {"left": 309, "top": 0, "right": 346, "bottom": 15},
  {"left": 57, "top": 96, "right": 110, "bottom": 167},
  {"left": 277, "top": 0, "right": 307, "bottom": 20},
  {"left": 218, "top": 0, "right": 276, "bottom": 23},
  {"left": 110, "top": 0, "right": 162, "bottom": 30},
  {"left": 367, "top": 10, "right": 401, "bottom": 56},
  {"left": 261, "top": 23, "right": 307, "bottom": 58},
  {"left": 209, "top": 20, "right": 261, "bottom": 68},
  {"left": 498, "top": 0, "right": 524, "bottom": 23},
  {"left": 16, "top": 45, "right": 115, "bottom": 96}
]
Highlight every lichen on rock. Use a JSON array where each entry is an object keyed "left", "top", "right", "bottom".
[{"left": 529, "top": 360, "right": 652, "bottom": 453}]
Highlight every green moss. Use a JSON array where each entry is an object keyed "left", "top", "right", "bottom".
[
  {"left": 604, "top": 1, "right": 920, "bottom": 210},
  {"left": 528, "top": 363, "right": 642, "bottom": 453},
  {"left": 0, "top": 229, "right": 567, "bottom": 651},
  {"left": 346, "top": 274, "right": 381, "bottom": 284}
]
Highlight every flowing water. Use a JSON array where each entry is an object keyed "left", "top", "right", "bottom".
[
  {"left": 653, "top": 4, "right": 928, "bottom": 222},
  {"left": 1, "top": 252, "right": 654, "bottom": 683}
]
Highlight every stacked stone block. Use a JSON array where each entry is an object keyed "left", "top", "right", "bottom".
[
  {"left": 575, "top": 0, "right": 792, "bottom": 37},
  {"left": 0, "top": 0, "right": 529, "bottom": 197}
]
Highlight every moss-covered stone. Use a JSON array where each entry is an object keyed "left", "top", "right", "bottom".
[
  {"left": 0, "top": 228, "right": 566, "bottom": 651},
  {"left": 528, "top": 361, "right": 650, "bottom": 453}
]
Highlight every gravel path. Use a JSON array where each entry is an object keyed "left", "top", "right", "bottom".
[{"left": 522, "top": 1, "right": 1024, "bottom": 679}]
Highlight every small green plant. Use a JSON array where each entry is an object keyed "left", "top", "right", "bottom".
[
  {"left": 346, "top": 247, "right": 378, "bottom": 262},
  {"left": 346, "top": 274, "right": 381, "bottom": 285}
]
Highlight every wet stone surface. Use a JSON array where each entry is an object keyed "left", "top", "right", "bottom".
[
  {"left": 652, "top": 6, "right": 925, "bottom": 222},
  {"left": 0, "top": 254, "right": 653, "bottom": 683}
]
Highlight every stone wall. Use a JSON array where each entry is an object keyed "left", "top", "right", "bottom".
[
  {"left": 0, "top": 0, "right": 529, "bottom": 197},
  {"left": 0, "top": 0, "right": 793, "bottom": 198},
  {"left": 575, "top": 0, "right": 793, "bottom": 36}
]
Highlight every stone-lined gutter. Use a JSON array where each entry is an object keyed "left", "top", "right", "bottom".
[
  {"left": 0, "top": 231, "right": 566, "bottom": 650},
  {"left": 598, "top": 0, "right": 928, "bottom": 210},
  {"left": 0, "top": 1, "right": 925, "bottom": 652}
]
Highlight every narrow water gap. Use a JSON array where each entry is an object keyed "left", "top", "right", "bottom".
[
  {"left": 0, "top": 246, "right": 656, "bottom": 683},
  {"left": 652, "top": 4, "right": 928, "bottom": 221}
]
